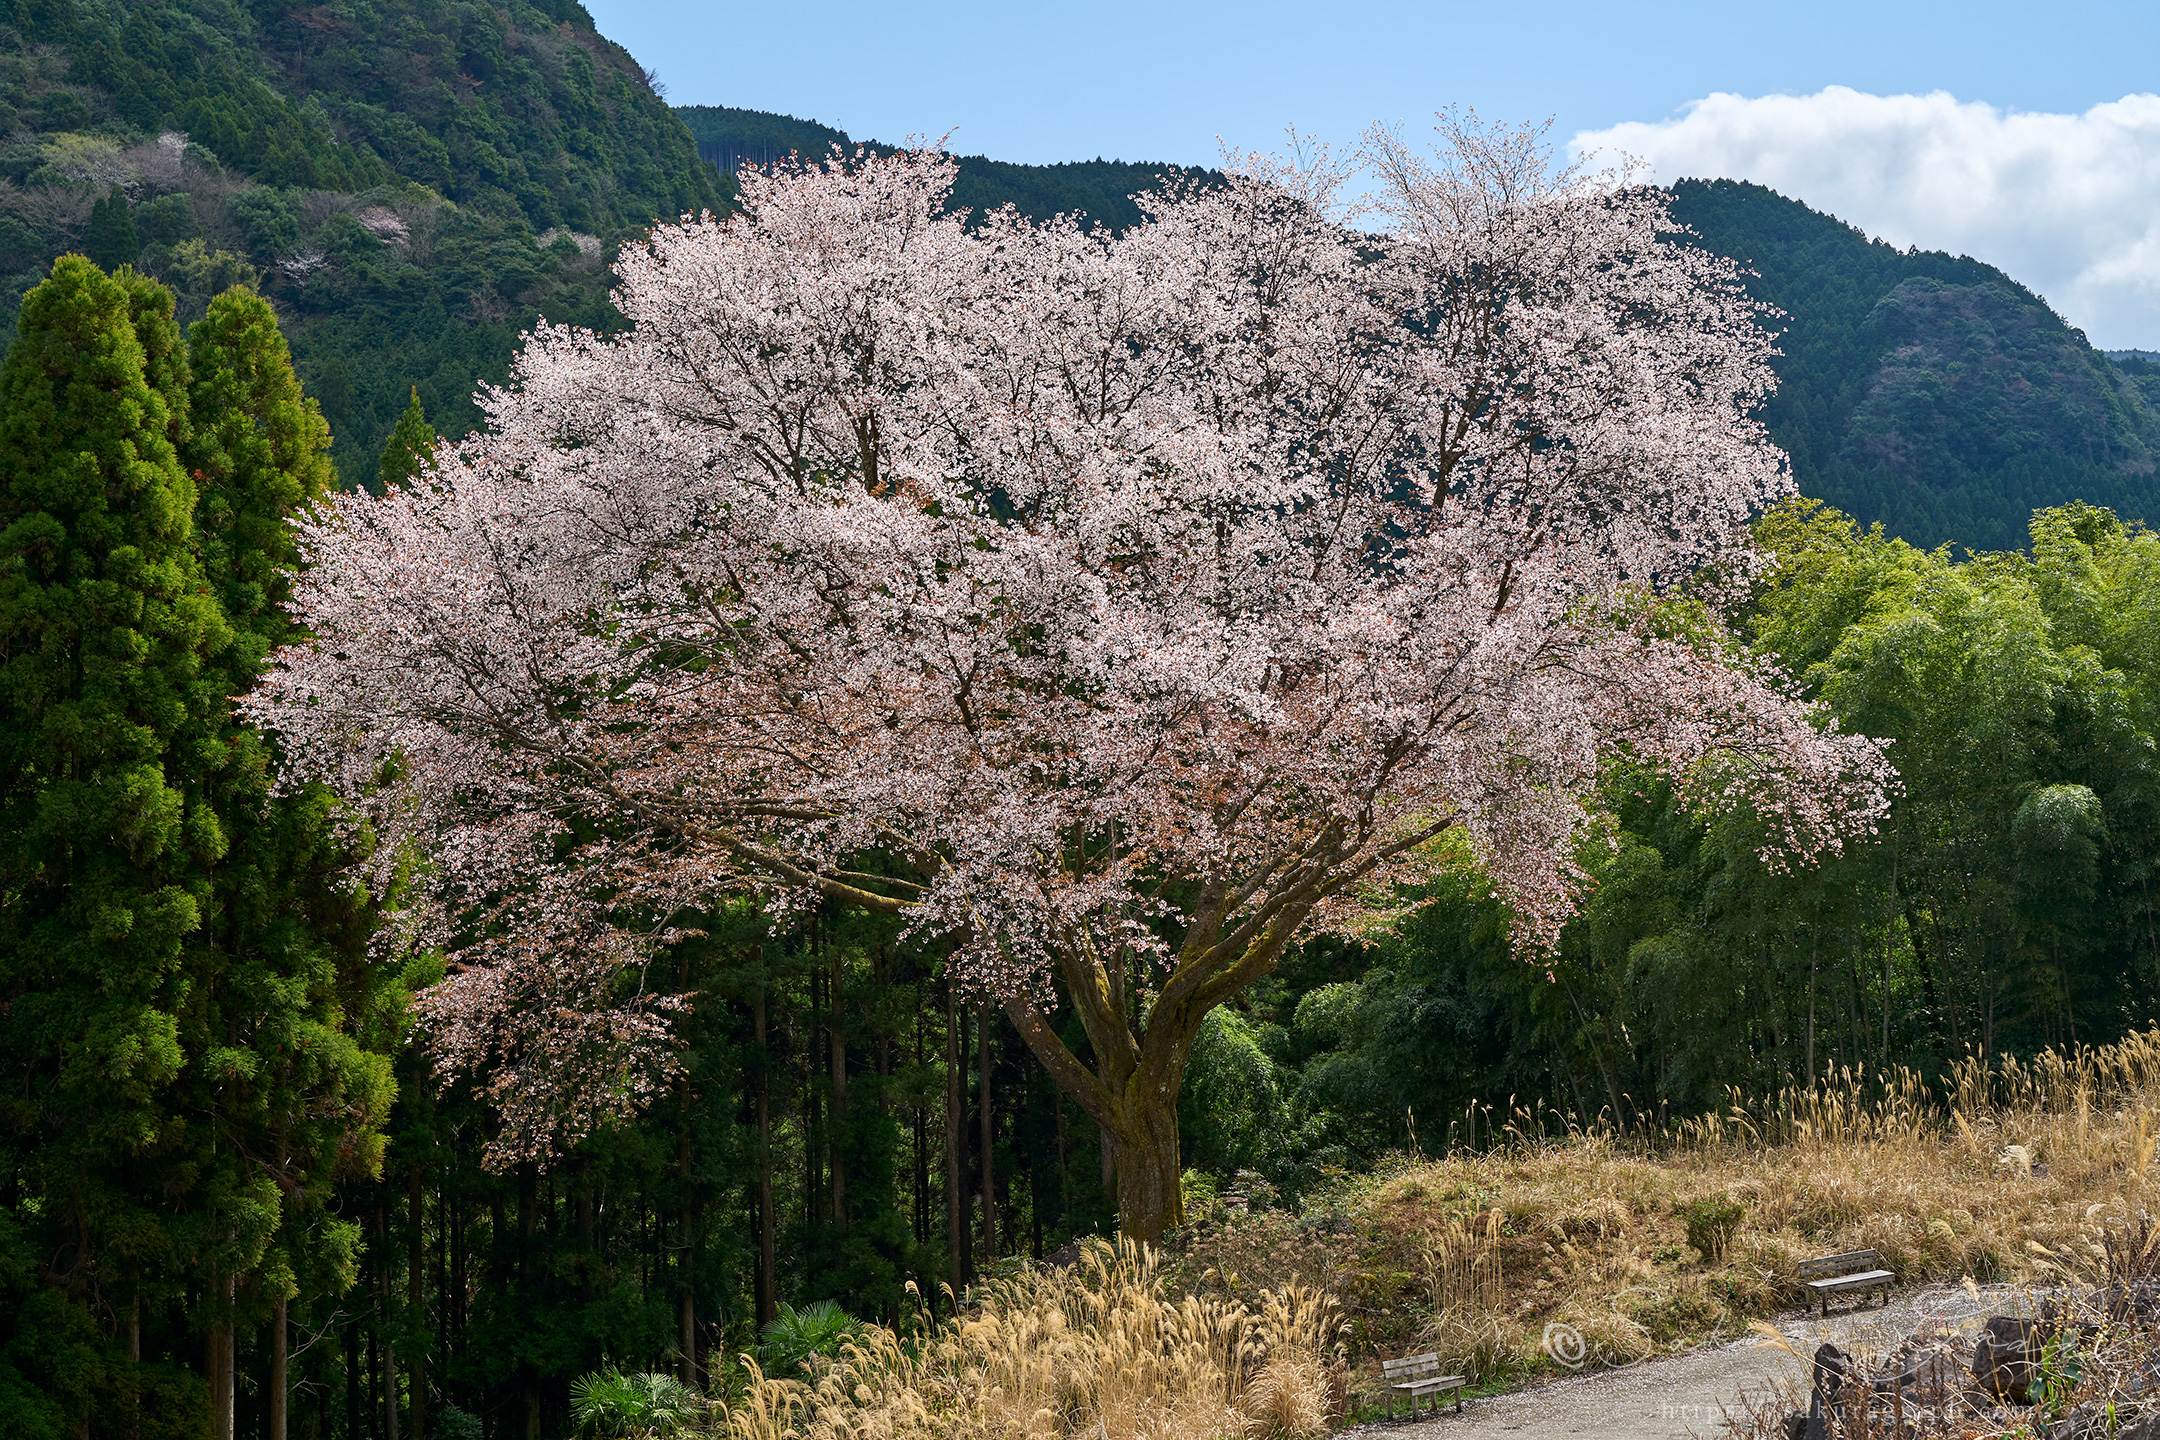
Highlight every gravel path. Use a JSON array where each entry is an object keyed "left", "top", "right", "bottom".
[{"left": 1344, "top": 1283, "right": 2036, "bottom": 1440}]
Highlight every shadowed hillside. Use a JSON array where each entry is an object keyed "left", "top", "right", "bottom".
[
  {"left": 675, "top": 104, "right": 1211, "bottom": 233},
  {"left": 1672, "top": 179, "right": 2160, "bottom": 552}
]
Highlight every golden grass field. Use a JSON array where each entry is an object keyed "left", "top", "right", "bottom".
[{"left": 709, "top": 1030, "right": 2160, "bottom": 1438}]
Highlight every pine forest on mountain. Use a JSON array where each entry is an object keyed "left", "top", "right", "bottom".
[{"left": 2, "top": 4, "right": 2160, "bottom": 1440}]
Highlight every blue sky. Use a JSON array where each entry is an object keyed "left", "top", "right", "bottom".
[
  {"left": 584, "top": 0, "right": 2160, "bottom": 344},
  {"left": 587, "top": 0, "right": 2156, "bottom": 167}
]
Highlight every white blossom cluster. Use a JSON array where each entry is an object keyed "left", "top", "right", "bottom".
[{"left": 250, "top": 119, "right": 1894, "bottom": 1166}]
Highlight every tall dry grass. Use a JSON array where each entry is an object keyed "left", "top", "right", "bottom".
[
  {"left": 714, "top": 1240, "right": 1346, "bottom": 1440},
  {"left": 1172, "top": 1029, "right": 2160, "bottom": 1399}
]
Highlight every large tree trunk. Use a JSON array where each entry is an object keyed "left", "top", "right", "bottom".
[
  {"left": 994, "top": 880, "right": 1322, "bottom": 1241},
  {"left": 207, "top": 1274, "right": 234, "bottom": 1440},
  {"left": 1000, "top": 989, "right": 1204, "bottom": 1242},
  {"left": 1035, "top": 854, "right": 1350, "bottom": 1238},
  {"left": 944, "top": 982, "right": 967, "bottom": 1288},
  {"left": 270, "top": 1296, "right": 288, "bottom": 1440},
  {"left": 1105, "top": 1074, "right": 1184, "bottom": 1238}
]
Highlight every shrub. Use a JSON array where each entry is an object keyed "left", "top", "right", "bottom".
[{"left": 1675, "top": 1195, "right": 1745, "bottom": 1263}]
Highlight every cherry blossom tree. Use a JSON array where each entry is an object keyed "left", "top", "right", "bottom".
[{"left": 253, "top": 118, "right": 1892, "bottom": 1240}]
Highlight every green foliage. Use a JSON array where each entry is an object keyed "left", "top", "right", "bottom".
[
  {"left": 1179, "top": 1008, "right": 1291, "bottom": 1176},
  {"left": 1674, "top": 1196, "right": 1745, "bottom": 1262},
  {"left": 226, "top": 187, "right": 297, "bottom": 262},
  {"left": 0, "top": 255, "right": 229, "bottom": 1436},
  {"left": 378, "top": 385, "right": 437, "bottom": 489},
  {"left": 758, "top": 1299, "right": 863, "bottom": 1377},
  {"left": 569, "top": 1368, "right": 707, "bottom": 1436},
  {"left": 186, "top": 284, "right": 336, "bottom": 650},
  {"left": 434, "top": 1404, "right": 485, "bottom": 1440},
  {"left": 0, "top": 258, "right": 394, "bottom": 1435},
  {"left": 82, "top": 183, "right": 136, "bottom": 269}
]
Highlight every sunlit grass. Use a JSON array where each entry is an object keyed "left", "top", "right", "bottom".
[{"left": 1175, "top": 1029, "right": 2160, "bottom": 1398}]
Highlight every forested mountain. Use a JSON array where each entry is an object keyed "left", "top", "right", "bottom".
[
  {"left": 1670, "top": 179, "right": 2160, "bottom": 552},
  {"left": 0, "top": 0, "right": 719, "bottom": 484},
  {"left": 674, "top": 105, "right": 1209, "bottom": 233},
  {"left": 0, "top": 8, "right": 2145, "bottom": 547}
]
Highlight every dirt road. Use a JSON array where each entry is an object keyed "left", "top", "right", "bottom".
[{"left": 1345, "top": 1283, "right": 2032, "bottom": 1440}]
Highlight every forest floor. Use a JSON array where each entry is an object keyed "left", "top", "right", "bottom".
[{"left": 1338, "top": 1280, "right": 2030, "bottom": 1439}]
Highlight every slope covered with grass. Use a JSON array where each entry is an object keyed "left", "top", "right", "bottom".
[{"left": 1169, "top": 1031, "right": 2160, "bottom": 1405}]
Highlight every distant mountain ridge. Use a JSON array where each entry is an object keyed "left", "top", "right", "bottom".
[
  {"left": 0, "top": 6, "right": 2140, "bottom": 553},
  {"left": 674, "top": 105, "right": 1211, "bottom": 234},
  {"left": 1669, "top": 179, "right": 2160, "bottom": 552}
]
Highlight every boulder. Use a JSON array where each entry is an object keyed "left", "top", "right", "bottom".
[
  {"left": 1972, "top": 1316, "right": 2048, "bottom": 1403},
  {"left": 1874, "top": 1340, "right": 1968, "bottom": 1407},
  {"left": 2051, "top": 1400, "right": 2160, "bottom": 1440},
  {"left": 2102, "top": 1281, "right": 2160, "bottom": 1323},
  {"left": 1806, "top": 1344, "right": 1856, "bottom": 1440}
]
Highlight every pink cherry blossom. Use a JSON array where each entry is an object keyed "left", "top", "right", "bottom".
[{"left": 250, "top": 119, "right": 1892, "bottom": 1234}]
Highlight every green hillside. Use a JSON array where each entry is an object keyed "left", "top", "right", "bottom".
[
  {"left": 0, "top": 8, "right": 2142, "bottom": 551},
  {"left": 675, "top": 104, "right": 1208, "bottom": 233},
  {"left": 0, "top": 0, "right": 721, "bottom": 484},
  {"left": 1670, "top": 179, "right": 2160, "bottom": 552}
]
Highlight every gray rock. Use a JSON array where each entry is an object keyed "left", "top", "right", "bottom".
[
  {"left": 2050, "top": 1400, "right": 2160, "bottom": 1440},
  {"left": 1973, "top": 1316, "right": 2048, "bottom": 1403},
  {"left": 1805, "top": 1343, "right": 1854, "bottom": 1440}
]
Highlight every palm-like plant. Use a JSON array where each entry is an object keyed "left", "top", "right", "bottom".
[
  {"left": 568, "top": 1367, "right": 706, "bottom": 1436},
  {"left": 758, "top": 1299, "right": 863, "bottom": 1376}
]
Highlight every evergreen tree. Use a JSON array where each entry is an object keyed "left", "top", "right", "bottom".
[
  {"left": 180, "top": 285, "right": 397, "bottom": 1437},
  {"left": 83, "top": 185, "right": 140, "bottom": 272},
  {"left": 0, "top": 255, "right": 230, "bottom": 1436},
  {"left": 376, "top": 385, "right": 437, "bottom": 490}
]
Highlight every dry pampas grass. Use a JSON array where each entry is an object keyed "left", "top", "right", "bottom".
[
  {"left": 1171, "top": 1028, "right": 2160, "bottom": 1400},
  {"left": 715, "top": 1239, "right": 1345, "bottom": 1440}
]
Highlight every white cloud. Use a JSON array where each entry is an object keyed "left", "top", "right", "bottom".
[{"left": 1571, "top": 88, "right": 2160, "bottom": 350}]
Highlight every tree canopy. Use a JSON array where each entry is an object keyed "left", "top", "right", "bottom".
[{"left": 254, "top": 129, "right": 1890, "bottom": 1241}]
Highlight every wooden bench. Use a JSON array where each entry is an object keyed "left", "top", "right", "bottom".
[
  {"left": 1381, "top": 1351, "right": 1465, "bottom": 1417},
  {"left": 1798, "top": 1248, "right": 1896, "bottom": 1317}
]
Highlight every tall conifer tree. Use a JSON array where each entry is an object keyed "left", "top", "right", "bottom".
[
  {"left": 0, "top": 268, "right": 397, "bottom": 1438},
  {"left": 0, "top": 256, "right": 229, "bottom": 1435},
  {"left": 180, "top": 286, "right": 396, "bottom": 1440},
  {"left": 377, "top": 386, "right": 438, "bottom": 491},
  {"left": 83, "top": 186, "right": 140, "bottom": 272}
]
